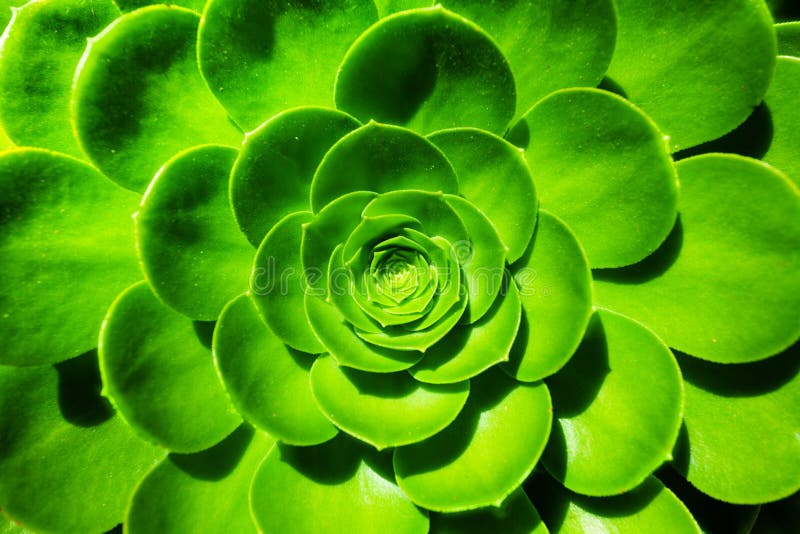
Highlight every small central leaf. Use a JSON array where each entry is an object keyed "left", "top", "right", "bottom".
[{"left": 372, "top": 247, "right": 425, "bottom": 303}]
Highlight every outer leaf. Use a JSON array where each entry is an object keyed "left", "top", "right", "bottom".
[
  {"left": 99, "top": 282, "right": 241, "bottom": 453},
  {"left": 776, "top": 21, "right": 800, "bottom": 56},
  {"left": 309, "top": 354, "right": 469, "bottom": 449},
  {"left": 305, "top": 292, "right": 424, "bottom": 372},
  {"left": 127, "top": 426, "right": 273, "bottom": 534},
  {"left": 510, "top": 88, "right": 678, "bottom": 268},
  {"left": 0, "top": 149, "right": 141, "bottom": 366},
  {"left": 607, "top": 0, "right": 776, "bottom": 151},
  {"left": 335, "top": 6, "right": 515, "bottom": 135},
  {"left": 764, "top": 56, "right": 800, "bottom": 186},
  {"left": 374, "top": 0, "right": 432, "bottom": 17},
  {"left": 136, "top": 145, "right": 253, "bottom": 320},
  {"left": 673, "top": 346, "right": 800, "bottom": 504},
  {"left": 198, "top": 0, "right": 377, "bottom": 131},
  {"left": 251, "top": 437, "right": 429, "bottom": 534},
  {"left": 394, "top": 368, "right": 551, "bottom": 512},
  {"left": 72, "top": 5, "right": 241, "bottom": 192},
  {"left": 429, "top": 489, "right": 548, "bottom": 534},
  {"left": 527, "top": 473, "right": 700, "bottom": 534},
  {"left": 440, "top": 0, "right": 616, "bottom": 117},
  {"left": 502, "top": 211, "right": 592, "bottom": 382},
  {"left": 594, "top": 155, "right": 800, "bottom": 364},
  {"left": 0, "top": 353, "right": 165, "bottom": 533},
  {"left": 428, "top": 128, "right": 537, "bottom": 263},
  {"left": 410, "top": 277, "right": 521, "bottom": 384},
  {"left": 214, "top": 295, "right": 338, "bottom": 445},
  {"left": 231, "top": 107, "right": 360, "bottom": 246},
  {"left": 0, "top": 0, "right": 119, "bottom": 156},
  {"left": 116, "top": 0, "right": 207, "bottom": 11},
  {"left": 251, "top": 211, "right": 325, "bottom": 354},
  {"left": 310, "top": 122, "right": 458, "bottom": 212},
  {"left": 542, "top": 310, "right": 683, "bottom": 496}
]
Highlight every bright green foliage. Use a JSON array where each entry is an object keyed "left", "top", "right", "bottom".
[
  {"left": 608, "top": 0, "right": 776, "bottom": 151},
  {"left": 1, "top": 1, "right": 799, "bottom": 533},
  {"left": 0, "top": 150, "right": 141, "bottom": 366}
]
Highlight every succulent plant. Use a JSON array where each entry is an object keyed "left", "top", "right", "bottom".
[{"left": 1, "top": 0, "right": 799, "bottom": 533}]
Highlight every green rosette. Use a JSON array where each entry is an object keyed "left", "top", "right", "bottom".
[{"left": 0, "top": 1, "right": 798, "bottom": 532}]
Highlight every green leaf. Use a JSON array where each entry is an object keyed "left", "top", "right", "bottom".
[
  {"left": 374, "top": 0, "right": 432, "bottom": 18},
  {"left": 251, "top": 211, "right": 325, "bottom": 354},
  {"left": 0, "top": 0, "right": 119, "bottom": 156},
  {"left": 410, "top": 277, "right": 521, "bottom": 384},
  {"left": 439, "top": 0, "right": 616, "bottom": 118},
  {"left": 72, "top": 5, "right": 242, "bottom": 192},
  {"left": 526, "top": 473, "right": 700, "bottom": 534},
  {"left": 443, "top": 194, "right": 506, "bottom": 324},
  {"left": 335, "top": 6, "right": 515, "bottom": 135},
  {"left": 198, "top": 0, "right": 378, "bottom": 131},
  {"left": 776, "top": 22, "right": 800, "bottom": 57},
  {"left": 0, "top": 513, "right": 31, "bottom": 534},
  {"left": 0, "top": 149, "right": 141, "bottom": 366},
  {"left": 116, "top": 0, "right": 207, "bottom": 11},
  {"left": 310, "top": 122, "right": 458, "bottom": 212},
  {"left": 429, "top": 489, "right": 548, "bottom": 534},
  {"left": 542, "top": 310, "right": 683, "bottom": 496},
  {"left": 231, "top": 107, "right": 360, "bottom": 246},
  {"left": 99, "top": 281, "right": 241, "bottom": 453},
  {"left": 607, "top": 0, "right": 776, "bottom": 151},
  {"left": 764, "top": 56, "right": 800, "bottom": 187},
  {"left": 510, "top": 88, "right": 678, "bottom": 268},
  {"left": 0, "top": 353, "right": 165, "bottom": 533},
  {"left": 250, "top": 437, "right": 429, "bottom": 534},
  {"left": 136, "top": 145, "right": 253, "bottom": 321},
  {"left": 302, "top": 191, "right": 377, "bottom": 294},
  {"left": 126, "top": 426, "right": 273, "bottom": 534},
  {"left": 309, "top": 354, "right": 469, "bottom": 449},
  {"left": 428, "top": 128, "right": 537, "bottom": 263},
  {"left": 673, "top": 346, "right": 800, "bottom": 504},
  {"left": 214, "top": 295, "right": 337, "bottom": 445},
  {"left": 394, "top": 368, "right": 551, "bottom": 511},
  {"left": 305, "top": 292, "right": 424, "bottom": 372},
  {"left": 594, "top": 154, "right": 800, "bottom": 364},
  {"left": 502, "top": 211, "right": 592, "bottom": 382}
]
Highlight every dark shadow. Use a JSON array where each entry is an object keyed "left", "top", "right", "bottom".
[
  {"left": 394, "top": 369, "right": 511, "bottom": 477},
  {"left": 769, "top": 0, "right": 800, "bottom": 22},
  {"left": 675, "top": 342, "right": 800, "bottom": 398},
  {"left": 592, "top": 217, "right": 683, "bottom": 284},
  {"left": 597, "top": 76, "right": 628, "bottom": 99},
  {"left": 171, "top": 424, "right": 254, "bottom": 481},
  {"left": 674, "top": 103, "right": 773, "bottom": 161},
  {"left": 509, "top": 215, "right": 541, "bottom": 271},
  {"left": 657, "top": 463, "right": 760, "bottom": 534},
  {"left": 103, "top": 525, "right": 123, "bottom": 534},
  {"left": 277, "top": 434, "right": 362, "bottom": 485},
  {"left": 55, "top": 350, "right": 114, "bottom": 427},
  {"left": 505, "top": 117, "right": 530, "bottom": 150},
  {"left": 288, "top": 347, "right": 315, "bottom": 370},
  {"left": 502, "top": 308, "right": 530, "bottom": 376},
  {"left": 192, "top": 320, "right": 216, "bottom": 349},
  {"left": 669, "top": 422, "right": 691, "bottom": 475},
  {"left": 522, "top": 469, "right": 571, "bottom": 530},
  {"left": 750, "top": 490, "right": 800, "bottom": 533},
  {"left": 545, "top": 314, "right": 610, "bottom": 417}
]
